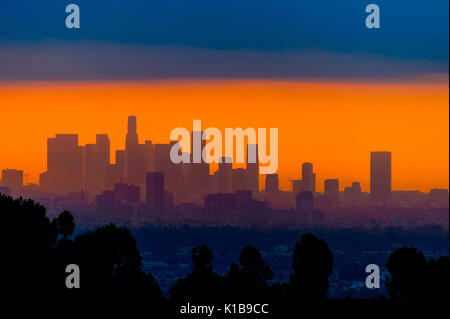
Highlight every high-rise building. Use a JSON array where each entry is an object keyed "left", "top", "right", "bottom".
[
  {"left": 84, "top": 134, "right": 110, "bottom": 196},
  {"left": 265, "top": 174, "right": 279, "bottom": 203},
  {"left": 40, "top": 134, "right": 83, "bottom": 193},
  {"left": 155, "top": 142, "right": 182, "bottom": 200},
  {"left": 302, "top": 163, "right": 315, "bottom": 193},
  {"left": 292, "top": 180, "right": 303, "bottom": 195},
  {"left": 370, "top": 151, "right": 391, "bottom": 205},
  {"left": 343, "top": 182, "right": 362, "bottom": 207},
  {"left": 429, "top": 189, "right": 449, "bottom": 206},
  {"left": 146, "top": 172, "right": 164, "bottom": 211},
  {"left": 216, "top": 157, "right": 232, "bottom": 193},
  {"left": 246, "top": 144, "right": 259, "bottom": 194},
  {"left": 124, "top": 116, "right": 147, "bottom": 186},
  {"left": 1, "top": 169, "right": 23, "bottom": 190},
  {"left": 324, "top": 179, "right": 339, "bottom": 202},
  {"left": 232, "top": 168, "right": 247, "bottom": 192},
  {"left": 189, "top": 131, "right": 210, "bottom": 196},
  {"left": 296, "top": 191, "right": 313, "bottom": 224}
]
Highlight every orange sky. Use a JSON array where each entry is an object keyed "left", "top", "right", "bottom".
[{"left": 0, "top": 80, "right": 448, "bottom": 192}]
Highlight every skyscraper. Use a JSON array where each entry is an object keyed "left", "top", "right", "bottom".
[
  {"left": 296, "top": 191, "right": 313, "bottom": 224},
  {"left": 189, "top": 130, "right": 210, "bottom": 196},
  {"left": 84, "top": 134, "right": 110, "bottom": 196},
  {"left": 1, "top": 169, "right": 23, "bottom": 190},
  {"left": 343, "top": 182, "right": 362, "bottom": 207},
  {"left": 40, "top": 134, "right": 83, "bottom": 193},
  {"left": 155, "top": 142, "right": 182, "bottom": 200},
  {"left": 370, "top": 151, "right": 392, "bottom": 205},
  {"left": 216, "top": 157, "right": 232, "bottom": 193},
  {"left": 324, "top": 179, "right": 339, "bottom": 202},
  {"left": 265, "top": 174, "right": 279, "bottom": 204},
  {"left": 292, "top": 180, "right": 302, "bottom": 195},
  {"left": 246, "top": 144, "right": 259, "bottom": 194},
  {"left": 301, "top": 162, "right": 315, "bottom": 193},
  {"left": 146, "top": 172, "right": 164, "bottom": 211},
  {"left": 125, "top": 116, "right": 146, "bottom": 186}
]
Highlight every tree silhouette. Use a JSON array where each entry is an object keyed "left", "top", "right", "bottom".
[
  {"left": 53, "top": 210, "right": 75, "bottom": 239},
  {"left": 192, "top": 244, "right": 214, "bottom": 274},
  {"left": 238, "top": 246, "right": 274, "bottom": 283},
  {"left": 170, "top": 244, "right": 228, "bottom": 303},
  {"left": 289, "top": 233, "right": 333, "bottom": 301},
  {"left": 0, "top": 194, "right": 57, "bottom": 295},
  {"left": 386, "top": 246, "right": 449, "bottom": 301},
  {"left": 227, "top": 246, "right": 274, "bottom": 301},
  {"left": 69, "top": 224, "right": 163, "bottom": 298},
  {"left": 427, "top": 256, "right": 449, "bottom": 300},
  {"left": 0, "top": 194, "right": 164, "bottom": 301}
]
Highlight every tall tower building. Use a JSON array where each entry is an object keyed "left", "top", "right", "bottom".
[
  {"left": 217, "top": 157, "right": 232, "bottom": 193},
  {"left": 370, "top": 151, "right": 392, "bottom": 205},
  {"left": 191, "top": 131, "right": 210, "bottom": 193},
  {"left": 125, "top": 116, "right": 139, "bottom": 185},
  {"left": 343, "top": 182, "right": 362, "bottom": 207},
  {"left": 125, "top": 116, "right": 138, "bottom": 149},
  {"left": 302, "top": 162, "right": 314, "bottom": 193},
  {"left": 124, "top": 116, "right": 146, "bottom": 186},
  {"left": 146, "top": 172, "right": 164, "bottom": 211},
  {"left": 292, "top": 180, "right": 303, "bottom": 195},
  {"left": 246, "top": 144, "right": 259, "bottom": 195},
  {"left": 324, "top": 179, "right": 339, "bottom": 202},
  {"left": 155, "top": 142, "right": 182, "bottom": 200},
  {"left": 265, "top": 174, "right": 279, "bottom": 204},
  {"left": 84, "top": 134, "right": 110, "bottom": 196},
  {"left": 40, "top": 134, "right": 83, "bottom": 194}
]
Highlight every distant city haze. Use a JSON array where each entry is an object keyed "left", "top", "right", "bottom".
[{"left": 0, "top": 80, "right": 448, "bottom": 192}]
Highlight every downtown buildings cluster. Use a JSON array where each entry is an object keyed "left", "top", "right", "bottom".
[{"left": 0, "top": 116, "right": 448, "bottom": 228}]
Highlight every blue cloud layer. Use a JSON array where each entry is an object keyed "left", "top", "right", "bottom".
[{"left": 0, "top": 1, "right": 448, "bottom": 80}]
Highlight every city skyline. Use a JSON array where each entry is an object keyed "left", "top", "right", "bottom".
[
  {"left": 0, "top": 113, "right": 448, "bottom": 198},
  {"left": 0, "top": 81, "right": 448, "bottom": 192}
]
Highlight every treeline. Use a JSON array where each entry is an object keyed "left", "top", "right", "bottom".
[{"left": 0, "top": 194, "right": 448, "bottom": 314}]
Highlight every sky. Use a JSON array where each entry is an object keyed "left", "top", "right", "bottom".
[{"left": 0, "top": 1, "right": 448, "bottom": 191}]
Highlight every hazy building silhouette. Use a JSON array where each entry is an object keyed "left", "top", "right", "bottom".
[
  {"left": 216, "top": 157, "right": 232, "bottom": 193},
  {"left": 146, "top": 172, "right": 164, "bottom": 211},
  {"left": 127, "top": 184, "right": 141, "bottom": 203},
  {"left": 0, "top": 186, "right": 11, "bottom": 195},
  {"left": 155, "top": 142, "right": 182, "bottom": 201},
  {"left": 106, "top": 150, "right": 126, "bottom": 189},
  {"left": 296, "top": 191, "right": 313, "bottom": 224},
  {"left": 246, "top": 144, "right": 259, "bottom": 194},
  {"left": 429, "top": 189, "right": 449, "bottom": 206},
  {"left": 302, "top": 163, "right": 315, "bottom": 193},
  {"left": 265, "top": 174, "right": 279, "bottom": 204},
  {"left": 84, "top": 134, "right": 110, "bottom": 196},
  {"left": 40, "top": 134, "right": 83, "bottom": 194},
  {"left": 292, "top": 180, "right": 303, "bottom": 195},
  {"left": 164, "top": 191, "right": 174, "bottom": 212},
  {"left": 343, "top": 182, "right": 362, "bottom": 207},
  {"left": 324, "top": 179, "right": 339, "bottom": 202},
  {"left": 189, "top": 131, "right": 210, "bottom": 196},
  {"left": 370, "top": 151, "right": 391, "bottom": 205},
  {"left": 124, "top": 116, "right": 147, "bottom": 186},
  {"left": 113, "top": 182, "right": 140, "bottom": 204},
  {"left": 1, "top": 169, "right": 23, "bottom": 190},
  {"left": 144, "top": 140, "right": 155, "bottom": 172},
  {"left": 205, "top": 192, "right": 237, "bottom": 214},
  {"left": 232, "top": 168, "right": 247, "bottom": 192}
]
